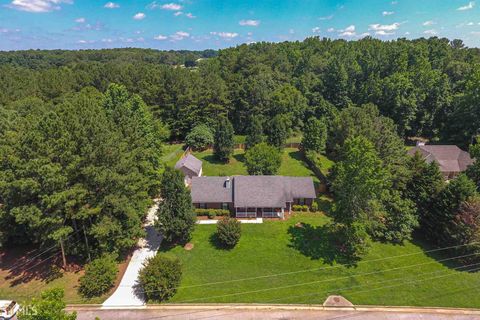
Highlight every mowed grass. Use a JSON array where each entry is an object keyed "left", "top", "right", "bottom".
[
  {"left": 164, "top": 213, "right": 480, "bottom": 307},
  {"left": 193, "top": 148, "right": 324, "bottom": 182}
]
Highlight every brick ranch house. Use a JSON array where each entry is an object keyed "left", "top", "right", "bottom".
[
  {"left": 407, "top": 142, "right": 474, "bottom": 179},
  {"left": 191, "top": 175, "right": 316, "bottom": 219}
]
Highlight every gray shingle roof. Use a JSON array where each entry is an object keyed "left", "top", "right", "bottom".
[
  {"left": 191, "top": 176, "right": 233, "bottom": 203},
  {"left": 191, "top": 175, "right": 316, "bottom": 208},
  {"left": 407, "top": 145, "right": 474, "bottom": 173},
  {"left": 175, "top": 153, "right": 202, "bottom": 175}
]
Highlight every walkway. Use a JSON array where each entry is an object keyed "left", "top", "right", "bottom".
[
  {"left": 197, "top": 218, "right": 263, "bottom": 224},
  {"left": 102, "top": 201, "right": 161, "bottom": 308}
]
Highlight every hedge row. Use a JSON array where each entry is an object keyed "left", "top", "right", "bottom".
[
  {"left": 292, "top": 205, "right": 310, "bottom": 212},
  {"left": 194, "top": 208, "right": 230, "bottom": 219}
]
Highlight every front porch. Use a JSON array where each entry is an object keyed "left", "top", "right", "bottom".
[{"left": 234, "top": 206, "right": 289, "bottom": 219}]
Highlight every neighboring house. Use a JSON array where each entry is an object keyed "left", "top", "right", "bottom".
[
  {"left": 408, "top": 143, "right": 474, "bottom": 179},
  {"left": 175, "top": 153, "right": 203, "bottom": 185},
  {"left": 191, "top": 175, "right": 316, "bottom": 219}
]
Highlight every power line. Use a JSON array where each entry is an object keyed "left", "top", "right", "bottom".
[
  {"left": 139, "top": 260, "right": 480, "bottom": 320},
  {"left": 190, "top": 263, "right": 480, "bottom": 320},
  {"left": 139, "top": 250, "right": 480, "bottom": 298},
  {"left": 3, "top": 229, "right": 81, "bottom": 271},
  {"left": 118, "top": 240, "right": 480, "bottom": 293}
]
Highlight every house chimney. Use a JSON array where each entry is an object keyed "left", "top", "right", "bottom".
[{"left": 225, "top": 177, "right": 231, "bottom": 189}]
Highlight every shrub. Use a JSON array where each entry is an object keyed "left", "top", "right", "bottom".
[
  {"left": 185, "top": 124, "right": 214, "bottom": 151},
  {"left": 292, "top": 205, "right": 309, "bottom": 212},
  {"left": 194, "top": 209, "right": 230, "bottom": 218},
  {"left": 79, "top": 254, "right": 118, "bottom": 298},
  {"left": 311, "top": 201, "right": 319, "bottom": 212},
  {"left": 216, "top": 217, "right": 241, "bottom": 248},
  {"left": 138, "top": 254, "right": 182, "bottom": 302},
  {"left": 245, "top": 142, "right": 282, "bottom": 175}
]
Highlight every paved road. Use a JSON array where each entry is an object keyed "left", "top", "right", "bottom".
[
  {"left": 102, "top": 201, "right": 161, "bottom": 307},
  {"left": 74, "top": 308, "right": 480, "bottom": 320}
]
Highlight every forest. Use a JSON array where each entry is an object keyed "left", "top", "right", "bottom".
[{"left": 1, "top": 36, "right": 480, "bottom": 260}]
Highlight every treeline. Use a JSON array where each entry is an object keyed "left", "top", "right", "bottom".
[
  {"left": 0, "top": 48, "right": 216, "bottom": 69},
  {"left": 1, "top": 37, "right": 480, "bottom": 146},
  {"left": 0, "top": 84, "right": 167, "bottom": 259}
]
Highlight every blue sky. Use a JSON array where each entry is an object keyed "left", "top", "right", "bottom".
[{"left": 0, "top": 0, "right": 480, "bottom": 50}]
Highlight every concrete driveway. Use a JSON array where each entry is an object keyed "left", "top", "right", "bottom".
[{"left": 102, "top": 201, "right": 161, "bottom": 307}]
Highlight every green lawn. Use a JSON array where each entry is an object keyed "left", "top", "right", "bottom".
[
  {"left": 163, "top": 213, "right": 480, "bottom": 307},
  {"left": 193, "top": 148, "right": 323, "bottom": 182},
  {"left": 161, "top": 143, "right": 185, "bottom": 167}
]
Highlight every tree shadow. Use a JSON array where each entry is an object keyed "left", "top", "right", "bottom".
[
  {"left": 0, "top": 245, "right": 83, "bottom": 287},
  {"left": 411, "top": 233, "right": 480, "bottom": 273},
  {"left": 209, "top": 232, "right": 235, "bottom": 250},
  {"left": 287, "top": 223, "right": 359, "bottom": 267},
  {"left": 202, "top": 154, "right": 225, "bottom": 165},
  {"left": 232, "top": 153, "right": 245, "bottom": 163}
]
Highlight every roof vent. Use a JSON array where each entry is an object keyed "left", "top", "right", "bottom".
[{"left": 225, "top": 177, "right": 231, "bottom": 189}]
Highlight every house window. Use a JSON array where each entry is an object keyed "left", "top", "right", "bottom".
[
  {"left": 199, "top": 203, "right": 207, "bottom": 209},
  {"left": 298, "top": 198, "right": 305, "bottom": 205},
  {"left": 221, "top": 203, "right": 229, "bottom": 210}
]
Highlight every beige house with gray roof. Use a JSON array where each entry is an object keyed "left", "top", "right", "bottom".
[{"left": 408, "top": 143, "right": 474, "bottom": 179}]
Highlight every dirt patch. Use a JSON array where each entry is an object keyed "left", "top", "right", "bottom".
[{"left": 184, "top": 243, "right": 194, "bottom": 251}]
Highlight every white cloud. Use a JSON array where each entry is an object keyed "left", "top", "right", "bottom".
[
  {"left": 102, "top": 38, "right": 113, "bottom": 43},
  {"left": 170, "top": 31, "right": 190, "bottom": 40},
  {"left": 77, "top": 39, "right": 95, "bottom": 44},
  {"left": 161, "top": 3, "right": 182, "bottom": 10},
  {"left": 319, "top": 14, "right": 333, "bottom": 20},
  {"left": 423, "top": 20, "right": 436, "bottom": 26},
  {"left": 359, "top": 32, "right": 371, "bottom": 37},
  {"left": 339, "top": 25, "right": 356, "bottom": 36},
  {"left": 239, "top": 19, "right": 260, "bottom": 26},
  {"left": 186, "top": 13, "right": 195, "bottom": 18},
  {"left": 424, "top": 29, "right": 437, "bottom": 35},
  {"left": 133, "top": 12, "right": 146, "bottom": 20},
  {"left": 391, "top": 1, "right": 398, "bottom": 4},
  {"left": 75, "top": 17, "right": 86, "bottom": 23},
  {"left": 327, "top": 27, "right": 335, "bottom": 32},
  {"left": 174, "top": 11, "right": 183, "bottom": 16},
  {"left": 0, "top": 28, "right": 20, "bottom": 33},
  {"left": 312, "top": 27, "right": 321, "bottom": 33},
  {"left": 210, "top": 31, "right": 239, "bottom": 39},
  {"left": 375, "top": 30, "right": 394, "bottom": 36},
  {"left": 382, "top": 11, "right": 395, "bottom": 16},
  {"left": 471, "top": 31, "right": 480, "bottom": 35},
  {"left": 154, "top": 34, "right": 168, "bottom": 40},
  {"left": 405, "top": 31, "right": 411, "bottom": 35},
  {"left": 7, "top": 0, "right": 72, "bottom": 13},
  {"left": 104, "top": 2, "right": 119, "bottom": 9},
  {"left": 369, "top": 22, "right": 401, "bottom": 31},
  {"left": 457, "top": 1, "right": 475, "bottom": 10}
]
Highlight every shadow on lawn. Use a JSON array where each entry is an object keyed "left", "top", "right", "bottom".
[
  {"left": 0, "top": 245, "right": 81, "bottom": 287},
  {"left": 288, "top": 223, "right": 359, "bottom": 267},
  {"left": 209, "top": 233, "right": 236, "bottom": 250},
  {"left": 411, "top": 234, "right": 480, "bottom": 273}
]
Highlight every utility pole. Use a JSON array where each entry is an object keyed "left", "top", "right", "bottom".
[{"left": 60, "top": 238, "right": 67, "bottom": 270}]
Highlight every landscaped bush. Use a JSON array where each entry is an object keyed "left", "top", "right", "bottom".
[
  {"left": 216, "top": 217, "right": 241, "bottom": 248},
  {"left": 194, "top": 209, "right": 230, "bottom": 219},
  {"left": 138, "top": 254, "right": 182, "bottom": 302},
  {"left": 311, "top": 201, "right": 319, "bottom": 212},
  {"left": 293, "top": 205, "right": 310, "bottom": 212},
  {"left": 185, "top": 124, "right": 214, "bottom": 151},
  {"left": 79, "top": 254, "right": 118, "bottom": 298}
]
